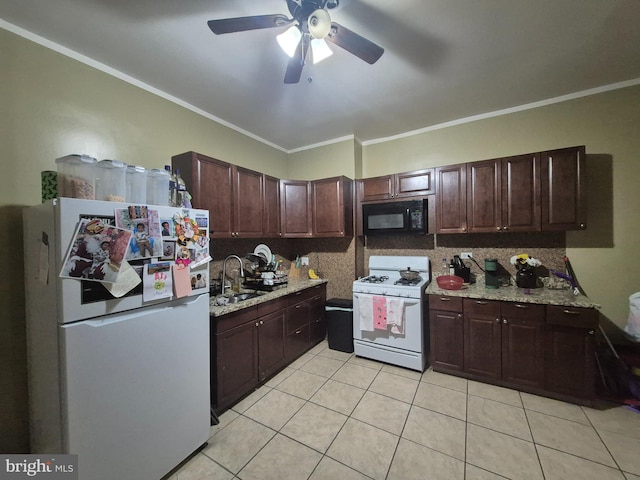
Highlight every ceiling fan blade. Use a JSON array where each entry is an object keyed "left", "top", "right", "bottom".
[
  {"left": 284, "top": 38, "right": 310, "bottom": 84},
  {"left": 208, "top": 14, "right": 293, "bottom": 35},
  {"left": 326, "top": 22, "right": 384, "bottom": 64}
]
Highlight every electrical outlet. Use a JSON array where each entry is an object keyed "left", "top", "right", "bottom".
[
  {"left": 301, "top": 256, "right": 309, "bottom": 266},
  {"left": 460, "top": 252, "right": 473, "bottom": 259}
]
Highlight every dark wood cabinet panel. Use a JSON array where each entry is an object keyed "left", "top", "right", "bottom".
[
  {"left": 280, "top": 180, "right": 313, "bottom": 237},
  {"left": 467, "top": 159, "right": 501, "bottom": 233},
  {"left": 500, "top": 302, "right": 545, "bottom": 388},
  {"left": 258, "top": 309, "right": 286, "bottom": 380},
  {"left": 396, "top": 169, "right": 435, "bottom": 197},
  {"left": 312, "top": 176, "right": 353, "bottom": 237},
  {"left": 215, "top": 319, "right": 259, "bottom": 409},
  {"left": 360, "top": 169, "right": 433, "bottom": 202},
  {"left": 429, "top": 308, "right": 464, "bottom": 373},
  {"left": 540, "top": 146, "right": 587, "bottom": 231},
  {"left": 436, "top": 164, "right": 467, "bottom": 233},
  {"left": 263, "top": 174, "right": 281, "bottom": 237},
  {"left": 309, "top": 287, "right": 327, "bottom": 345},
  {"left": 463, "top": 299, "right": 502, "bottom": 380},
  {"left": 501, "top": 153, "right": 540, "bottom": 232},
  {"left": 545, "top": 325, "right": 595, "bottom": 399},
  {"left": 173, "top": 152, "right": 233, "bottom": 238},
  {"left": 361, "top": 175, "right": 394, "bottom": 201},
  {"left": 234, "top": 166, "right": 263, "bottom": 238}
]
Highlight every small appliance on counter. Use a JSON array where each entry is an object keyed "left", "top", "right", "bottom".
[{"left": 452, "top": 255, "right": 471, "bottom": 283}]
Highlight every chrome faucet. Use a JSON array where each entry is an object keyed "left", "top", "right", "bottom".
[{"left": 222, "top": 255, "right": 244, "bottom": 293}]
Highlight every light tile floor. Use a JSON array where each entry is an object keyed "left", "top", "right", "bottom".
[{"left": 168, "top": 340, "right": 640, "bottom": 480}]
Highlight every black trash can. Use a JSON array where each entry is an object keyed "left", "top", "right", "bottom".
[{"left": 326, "top": 298, "right": 354, "bottom": 353}]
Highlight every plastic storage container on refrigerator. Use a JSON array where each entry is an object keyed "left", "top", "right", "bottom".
[
  {"left": 95, "top": 159, "right": 126, "bottom": 202},
  {"left": 55, "top": 154, "right": 97, "bottom": 199},
  {"left": 125, "top": 165, "right": 147, "bottom": 203},
  {"left": 146, "top": 168, "right": 170, "bottom": 206}
]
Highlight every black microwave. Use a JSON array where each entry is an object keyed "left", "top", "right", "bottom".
[{"left": 362, "top": 199, "right": 428, "bottom": 235}]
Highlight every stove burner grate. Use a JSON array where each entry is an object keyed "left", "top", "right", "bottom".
[
  {"left": 361, "top": 275, "right": 389, "bottom": 284},
  {"left": 394, "top": 276, "right": 423, "bottom": 286}
]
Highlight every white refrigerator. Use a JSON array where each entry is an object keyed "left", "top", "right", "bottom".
[{"left": 23, "top": 198, "right": 211, "bottom": 480}]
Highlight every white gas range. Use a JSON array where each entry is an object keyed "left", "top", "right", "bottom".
[{"left": 352, "top": 255, "right": 431, "bottom": 371}]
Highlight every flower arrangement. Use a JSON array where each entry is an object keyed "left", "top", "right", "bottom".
[{"left": 510, "top": 253, "right": 541, "bottom": 270}]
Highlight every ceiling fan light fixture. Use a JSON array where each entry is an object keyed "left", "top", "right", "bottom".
[
  {"left": 276, "top": 25, "right": 302, "bottom": 57},
  {"left": 308, "top": 9, "right": 331, "bottom": 39},
  {"left": 311, "top": 38, "right": 333, "bottom": 64}
]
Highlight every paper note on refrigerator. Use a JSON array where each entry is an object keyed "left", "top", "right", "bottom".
[{"left": 143, "top": 262, "right": 173, "bottom": 302}]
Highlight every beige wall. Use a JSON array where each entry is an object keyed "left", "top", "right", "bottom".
[
  {"left": 287, "top": 139, "right": 357, "bottom": 180},
  {"left": 360, "top": 85, "right": 640, "bottom": 330}
]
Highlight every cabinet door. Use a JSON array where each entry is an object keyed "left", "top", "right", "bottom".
[
  {"left": 215, "top": 320, "right": 259, "bottom": 410},
  {"left": 463, "top": 300, "right": 502, "bottom": 380},
  {"left": 258, "top": 309, "right": 286, "bottom": 381},
  {"left": 395, "top": 169, "right": 435, "bottom": 197},
  {"left": 545, "top": 326, "right": 595, "bottom": 399},
  {"left": 502, "top": 153, "right": 540, "bottom": 232},
  {"left": 467, "top": 159, "right": 501, "bottom": 233},
  {"left": 312, "top": 176, "right": 353, "bottom": 237},
  {"left": 540, "top": 146, "right": 586, "bottom": 231},
  {"left": 500, "top": 303, "right": 545, "bottom": 388},
  {"left": 234, "top": 166, "right": 264, "bottom": 237},
  {"left": 308, "top": 285, "right": 327, "bottom": 345},
  {"left": 263, "top": 174, "right": 281, "bottom": 238},
  {"left": 280, "top": 180, "right": 312, "bottom": 237},
  {"left": 172, "top": 152, "right": 233, "bottom": 238},
  {"left": 286, "top": 298, "right": 310, "bottom": 361},
  {"left": 436, "top": 164, "right": 467, "bottom": 233},
  {"left": 361, "top": 175, "right": 394, "bottom": 201},
  {"left": 429, "top": 309, "right": 464, "bottom": 372}
]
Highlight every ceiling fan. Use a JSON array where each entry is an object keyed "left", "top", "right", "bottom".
[{"left": 208, "top": 0, "right": 384, "bottom": 84}]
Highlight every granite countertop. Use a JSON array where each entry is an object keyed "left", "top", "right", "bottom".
[
  {"left": 425, "top": 276, "right": 600, "bottom": 309},
  {"left": 209, "top": 279, "right": 328, "bottom": 317}
]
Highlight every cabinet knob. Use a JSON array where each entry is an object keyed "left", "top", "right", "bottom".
[
  {"left": 497, "top": 226, "right": 502, "bottom": 231},
  {"left": 260, "top": 320, "right": 264, "bottom": 325},
  {"left": 295, "top": 329, "right": 302, "bottom": 334},
  {"left": 462, "top": 228, "right": 467, "bottom": 232},
  {"left": 255, "top": 322, "right": 259, "bottom": 327},
  {"left": 503, "top": 318, "right": 507, "bottom": 324},
  {"left": 503, "top": 226, "right": 509, "bottom": 231},
  {"left": 589, "top": 330, "right": 594, "bottom": 335},
  {"left": 495, "top": 318, "right": 500, "bottom": 323},
  {"left": 457, "top": 314, "right": 462, "bottom": 319},
  {"left": 580, "top": 223, "right": 586, "bottom": 228}
]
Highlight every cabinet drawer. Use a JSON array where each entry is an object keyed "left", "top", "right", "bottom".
[
  {"left": 463, "top": 298, "right": 501, "bottom": 316},
  {"left": 258, "top": 296, "right": 287, "bottom": 317},
  {"left": 214, "top": 306, "right": 258, "bottom": 334},
  {"left": 501, "top": 302, "right": 545, "bottom": 323},
  {"left": 429, "top": 295, "right": 463, "bottom": 312},
  {"left": 546, "top": 305, "right": 598, "bottom": 329},
  {"left": 287, "top": 303, "right": 309, "bottom": 333},
  {"left": 288, "top": 288, "right": 313, "bottom": 306}
]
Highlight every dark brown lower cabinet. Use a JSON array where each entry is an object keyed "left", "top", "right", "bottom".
[
  {"left": 545, "top": 305, "right": 597, "bottom": 400},
  {"left": 501, "top": 302, "right": 545, "bottom": 389},
  {"left": 463, "top": 299, "right": 502, "bottom": 380},
  {"left": 213, "top": 284, "right": 327, "bottom": 412},
  {"left": 429, "top": 295, "right": 464, "bottom": 373},
  {"left": 430, "top": 294, "right": 593, "bottom": 404}
]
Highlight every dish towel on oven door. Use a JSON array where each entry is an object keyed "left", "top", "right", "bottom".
[
  {"left": 358, "top": 295, "right": 375, "bottom": 331},
  {"left": 386, "top": 298, "right": 406, "bottom": 335},
  {"left": 373, "top": 296, "right": 387, "bottom": 330}
]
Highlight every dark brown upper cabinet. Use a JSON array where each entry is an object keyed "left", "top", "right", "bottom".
[
  {"left": 263, "top": 174, "right": 281, "bottom": 238},
  {"left": 312, "top": 176, "right": 353, "bottom": 237},
  {"left": 435, "top": 164, "right": 467, "bottom": 233},
  {"left": 466, "top": 154, "right": 540, "bottom": 233},
  {"left": 280, "top": 179, "right": 313, "bottom": 238},
  {"left": 172, "top": 151, "right": 276, "bottom": 238},
  {"left": 361, "top": 169, "right": 434, "bottom": 202},
  {"left": 540, "top": 146, "right": 587, "bottom": 231}
]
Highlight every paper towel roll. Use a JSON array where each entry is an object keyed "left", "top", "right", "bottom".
[{"left": 41, "top": 170, "right": 58, "bottom": 202}]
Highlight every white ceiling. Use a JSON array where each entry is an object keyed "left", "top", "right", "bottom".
[{"left": 2, "top": 0, "right": 640, "bottom": 152}]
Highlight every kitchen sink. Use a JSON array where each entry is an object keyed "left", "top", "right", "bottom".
[{"left": 226, "top": 292, "right": 260, "bottom": 304}]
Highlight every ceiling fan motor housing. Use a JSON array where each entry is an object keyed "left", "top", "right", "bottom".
[{"left": 308, "top": 9, "right": 331, "bottom": 39}]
